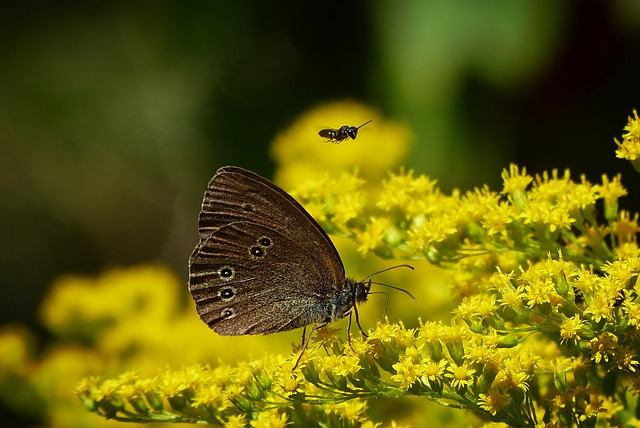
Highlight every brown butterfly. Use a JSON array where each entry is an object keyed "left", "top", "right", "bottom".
[{"left": 188, "top": 166, "right": 413, "bottom": 368}]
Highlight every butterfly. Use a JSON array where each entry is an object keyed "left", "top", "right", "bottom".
[{"left": 188, "top": 166, "right": 413, "bottom": 368}]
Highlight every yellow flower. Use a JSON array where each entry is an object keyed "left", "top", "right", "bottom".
[
  {"left": 584, "top": 292, "right": 615, "bottom": 323},
  {"left": 445, "top": 362, "right": 476, "bottom": 391},
  {"left": 623, "top": 301, "right": 640, "bottom": 327},
  {"left": 345, "top": 335, "right": 372, "bottom": 357},
  {"left": 614, "top": 109, "right": 640, "bottom": 168},
  {"left": 271, "top": 362, "right": 305, "bottom": 397},
  {"left": 502, "top": 164, "right": 533, "bottom": 196},
  {"left": 421, "top": 359, "right": 447, "bottom": 383},
  {"left": 224, "top": 414, "right": 247, "bottom": 428},
  {"left": 614, "top": 211, "right": 640, "bottom": 245},
  {"left": 497, "top": 285, "right": 526, "bottom": 310},
  {"left": 599, "top": 174, "right": 628, "bottom": 222},
  {"left": 376, "top": 169, "right": 439, "bottom": 214},
  {"left": 52, "top": 107, "right": 640, "bottom": 426},
  {"left": 522, "top": 277, "right": 555, "bottom": 308},
  {"left": 577, "top": 395, "right": 605, "bottom": 422},
  {"left": 519, "top": 199, "right": 574, "bottom": 233},
  {"left": 598, "top": 394, "right": 624, "bottom": 420},
  {"left": 614, "top": 345, "right": 639, "bottom": 373},
  {"left": 585, "top": 332, "right": 618, "bottom": 364},
  {"left": 477, "top": 388, "right": 510, "bottom": 416},
  {"left": 559, "top": 315, "right": 584, "bottom": 345},
  {"left": 481, "top": 201, "right": 518, "bottom": 236},
  {"left": 288, "top": 170, "right": 366, "bottom": 234},
  {"left": 325, "top": 400, "right": 369, "bottom": 424},
  {"left": 391, "top": 355, "right": 422, "bottom": 390},
  {"left": 368, "top": 321, "right": 399, "bottom": 342},
  {"left": 356, "top": 216, "right": 391, "bottom": 254},
  {"left": 191, "top": 383, "right": 224, "bottom": 408},
  {"left": 332, "top": 354, "right": 362, "bottom": 377},
  {"left": 389, "top": 320, "right": 415, "bottom": 349},
  {"left": 250, "top": 409, "right": 288, "bottom": 428}
]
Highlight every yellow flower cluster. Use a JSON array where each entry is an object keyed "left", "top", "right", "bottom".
[
  {"left": 78, "top": 294, "right": 637, "bottom": 427},
  {"left": 615, "top": 109, "right": 640, "bottom": 171},
  {"left": 6, "top": 105, "right": 640, "bottom": 427},
  {"left": 293, "top": 162, "right": 634, "bottom": 273},
  {"left": 76, "top": 328, "right": 418, "bottom": 427},
  {"left": 288, "top": 170, "right": 367, "bottom": 235}
]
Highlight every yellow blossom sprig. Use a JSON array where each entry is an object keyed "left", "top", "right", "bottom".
[
  {"left": 76, "top": 320, "right": 536, "bottom": 426},
  {"left": 74, "top": 328, "right": 409, "bottom": 426},
  {"left": 75, "top": 315, "right": 597, "bottom": 427},
  {"left": 615, "top": 108, "right": 640, "bottom": 171},
  {"left": 292, "top": 164, "right": 632, "bottom": 271}
]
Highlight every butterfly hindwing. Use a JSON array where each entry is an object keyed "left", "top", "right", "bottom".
[{"left": 189, "top": 220, "right": 337, "bottom": 335}]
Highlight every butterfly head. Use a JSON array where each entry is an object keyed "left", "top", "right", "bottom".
[
  {"left": 353, "top": 278, "right": 372, "bottom": 304},
  {"left": 328, "top": 278, "right": 370, "bottom": 321}
]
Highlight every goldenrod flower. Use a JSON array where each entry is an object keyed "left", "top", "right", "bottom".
[
  {"left": 477, "top": 388, "right": 510, "bottom": 416},
  {"left": 250, "top": 409, "right": 287, "bottom": 428},
  {"left": 391, "top": 355, "right": 422, "bottom": 390},
  {"left": 444, "top": 362, "right": 476, "bottom": 392},
  {"left": 614, "top": 109, "right": 640, "bottom": 170},
  {"left": 324, "top": 400, "right": 368, "bottom": 424},
  {"left": 224, "top": 414, "right": 247, "bottom": 428},
  {"left": 559, "top": 314, "right": 584, "bottom": 345},
  {"left": 586, "top": 332, "right": 618, "bottom": 364}
]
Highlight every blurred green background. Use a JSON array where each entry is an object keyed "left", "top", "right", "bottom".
[{"left": 1, "top": 1, "right": 640, "bottom": 426}]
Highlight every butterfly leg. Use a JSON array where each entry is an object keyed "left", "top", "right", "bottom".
[
  {"left": 293, "top": 321, "right": 329, "bottom": 370},
  {"left": 344, "top": 307, "right": 368, "bottom": 353},
  {"left": 345, "top": 311, "right": 357, "bottom": 353},
  {"left": 346, "top": 311, "right": 353, "bottom": 349},
  {"left": 352, "top": 301, "right": 368, "bottom": 338}
]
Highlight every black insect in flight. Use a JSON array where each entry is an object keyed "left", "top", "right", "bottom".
[{"left": 318, "top": 120, "right": 372, "bottom": 144}]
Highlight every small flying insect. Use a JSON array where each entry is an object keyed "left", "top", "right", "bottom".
[{"left": 318, "top": 120, "right": 372, "bottom": 144}]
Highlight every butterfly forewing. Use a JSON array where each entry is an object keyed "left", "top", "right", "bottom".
[{"left": 197, "top": 167, "right": 344, "bottom": 280}]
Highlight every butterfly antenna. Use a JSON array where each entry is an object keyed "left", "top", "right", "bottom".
[
  {"left": 369, "top": 280, "right": 416, "bottom": 300},
  {"left": 361, "top": 264, "right": 415, "bottom": 300},
  {"left": 362, "top": 264, "right": 414, "bottom": 281}
]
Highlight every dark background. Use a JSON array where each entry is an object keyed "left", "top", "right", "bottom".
[{"left": 1, "top": 1, "right": 639, "bottom": 425}]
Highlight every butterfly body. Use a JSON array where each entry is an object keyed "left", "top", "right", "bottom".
[
  {"left": 188, "top": 166, "right": 370, "bottom": 337},
  {"left": 318, "top": 120, "right": 372, "bottom": 144}
]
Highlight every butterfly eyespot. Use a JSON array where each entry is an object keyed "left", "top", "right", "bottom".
[
  {"left": 218, "top": 266, "right": 235, "bottom": 280},
  {"left": 221, "top": 308, "right": 235, "bottom": 318},
  {"left": 250, "top": 246, "right": 264, "bottom": 257},
  {"left": 220, "top": 287, "right": 235, "bottom": 300},
  {"left": 258, "top": 236, "right": 272, "bottom": 247}
]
